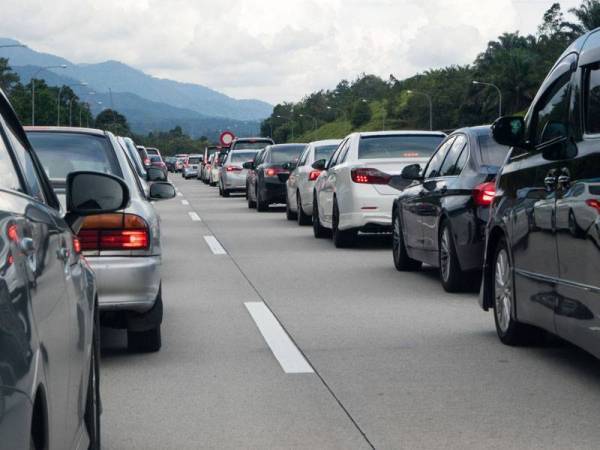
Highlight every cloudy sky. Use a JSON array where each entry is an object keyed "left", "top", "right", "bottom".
[{"left": 1, "top": 0, "right": 584, "bottom": 104}]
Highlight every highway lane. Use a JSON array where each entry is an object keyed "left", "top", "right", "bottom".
[{"left": 100, "top": 176, "right": 600, "bottom": 449}]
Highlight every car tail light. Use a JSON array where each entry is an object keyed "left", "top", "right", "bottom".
[
  {"left": 309, "top": 170, "right": 321, "bottom": 181},
  {"left": 226, "top": 166, "right": 242, "bottom": 172},
  {"left": 473, "top": 181, "right": 496, "bottom": 206},
  {"left": 78, "top": 213, "right": 149, "bottom": 251},
  {"left": 351, "top": 168, "right": 391, "bottom": 184},
  {"left": 586, "top": 199, "right": 600, "bottom": 213},
  {"left": 73, "top": 237, "right": 81, "bottom": 254},
  {"left": 265, "top": 167, "right": 284, "bottom": 177},
  {"left": 144, "top": 158, "right": 151, "bottom": 166}
]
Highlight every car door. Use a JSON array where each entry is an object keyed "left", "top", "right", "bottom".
[
  {"left": 289, "top": 145, "right": 310, "bottom": 206},
  {"left": 248, "top": 150, "right": 263, "bottom": 201},
  {"left": 320, "top": 138, "right": 349, "bottom": 223},
  {"left": 552, "top": 54, "right": 600, "bottom": 353}
]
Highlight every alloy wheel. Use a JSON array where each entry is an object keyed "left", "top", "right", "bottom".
[
  {"left": 494, "top": 248, "right": 512, "bottom": 334},
  {"left": 440, "top": 227, "right": 451, "bottom": 282}
]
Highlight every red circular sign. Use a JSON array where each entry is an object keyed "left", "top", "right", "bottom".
[{"left": 219, "top": 131, "right": 235, "bottom": 146}]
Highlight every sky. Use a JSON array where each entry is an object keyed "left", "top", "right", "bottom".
[{"left": 1, "top": 0, "right": 585, "bottom": 104}]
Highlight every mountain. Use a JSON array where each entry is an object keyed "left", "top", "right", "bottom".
[{"left": 0, "top": 37, "right": 272, "bottom": 122}]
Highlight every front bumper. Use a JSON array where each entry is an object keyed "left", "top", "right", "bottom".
[{"left": 88, "top": 256, "right": 161, "bottom": 313}]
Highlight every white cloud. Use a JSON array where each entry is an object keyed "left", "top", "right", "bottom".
[{"left": 0, "top": 0, "right": 578, "bottom": 104}]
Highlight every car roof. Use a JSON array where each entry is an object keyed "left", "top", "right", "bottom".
[
  {"left": 310, "top": 139, "right": 342, "bottom": 146},
  {"left": 355, "top": 130, "right": 446, "bottom": 138},
  {"left": 24, "top": 126, "right": 107, "bottom": 137},
  {"left": 234, "top": 137, "right": 273, "bottom": 142}
]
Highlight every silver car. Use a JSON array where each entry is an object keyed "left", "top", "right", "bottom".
[
  {"left": 219, "top": 149, "right": 260, "bottom": 197},
  {"left": 182, "top": 154, "right": 203, "bottom": 179},
  {"left": 26, "top": 126, "right": 176, "bottom": 352}
]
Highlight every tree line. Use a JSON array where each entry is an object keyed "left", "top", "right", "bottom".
[{"left": 261, "top": 1, "right": 600, "bottom": 142}]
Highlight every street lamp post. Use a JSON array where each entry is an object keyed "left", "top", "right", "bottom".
[
  {"left": 472, "top": 81, "right": 502, "bottom": 118},
  {"left": 299, "top": 113, "right": 317, "bottom": 131},
  {"left": 57, "top": 82, "right": 87, "bottom": 126},
  {"left": 276, "top": 114, "right": 294, "bottom": 141},
  {"left": 31, "top": 64, "right": 67, "bottom": 126},
  {"left": 407, "top": 90, "right": 433, "bottom": 131},
  {"left": 326, "top": 106, "right": 347, "bottom": 122}
]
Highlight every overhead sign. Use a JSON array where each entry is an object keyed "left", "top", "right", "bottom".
[{"left": 219, "top": 131, "right": 235, "bottom": 147}]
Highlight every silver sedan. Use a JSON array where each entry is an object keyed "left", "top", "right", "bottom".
[{"left": 219, "top": 149, "right": 260, "bottom": 197}]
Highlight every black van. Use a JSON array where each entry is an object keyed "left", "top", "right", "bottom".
[{"left": 481, "top": 29, "right": 600, "bottom": 358}]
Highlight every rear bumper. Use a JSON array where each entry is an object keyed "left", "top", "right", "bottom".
[
  {"left": 339, "top": 190, "right": 395, "bottom": 230},
  {"left": 223, "top": 172, "right": 248, "bottom": 190},
  {"left": 261, "top": 181, "right": 286, "bottom": 203},
  {"left": 88, "top": 256, "right": 161, "bottom": 313}
]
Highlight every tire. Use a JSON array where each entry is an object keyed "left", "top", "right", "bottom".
[
  {"left": 127, "top": 291, "right": 162, "bottom": 353},
  {"left": 222, "top": 189, "right": 230, "bottom": 198},
  {"left": 84, "top": 303, "right": 101, "bottom": 450},
  {"left": 256, "top": 185, "right": 268, "bottom": 212},
  {"left": 285, "top": 192, "right": 297, "bottom": 220},
  {"left": 297, "top": 191, "right": 312, "bottom": 225},
  {"left": 247, "top": 184, "right": 256, "bottom": 208},
  {"left": 439, "top": 220, "right": 464, "bottom": 292},
  {"left": 392, "top": 209, "right": 421, "bottom": 271},
  {"left": 492, "top": 237, "right": 539, "bottom": 345},
  {"left": 312, "top": 193, "right": 330, "bottom": 238},
  {"left": 332, "top": 198, "right": 357, "bottom": 248},
  {"left": 218, "top": 184, "right": 224, "bottom": 196}
]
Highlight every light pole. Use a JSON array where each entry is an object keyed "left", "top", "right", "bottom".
[
  {"left": 80, "top": 92, "right": 95, "bottom": 126},
  {"left": 276, "top": 114, "right": 294, "bottom": 141},
  {"left": 57, "top": 82, "right": 87, "bottom": 126},
  {"left": 326, "top": 106, "right": 347, "bottom": 121},
  {"left": 299, "top": 113, "right": 317, "bottom": 131},
  {"left": 31, "top": 64, "right": 67, "bottom": 125},
  {"left": 472, "top": 80, "right": 502, "bottom": 118},
  {"left": 407, "top": 90, "right": 433, "bottom": 131}
]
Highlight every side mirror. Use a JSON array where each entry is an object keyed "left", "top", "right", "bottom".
[
  {"left": 149, "top": 182, "right": 176, "bottom": 200},
  {"left": 312, "top": 159, "right": 326, "bottom": 170},
  {"left": 242, "top": 161, "right": 254, "bottom": 170},
  {"left": 66, "top": 171, "right": 129, "bottom": 215},
  {"left": 401, "top": 164, "right": 423, "bottom": 180},
  {"left": 147, "top": 167, "right": 167, "bottom": 182},
  {"left": 492, "top": 116, "right": 526, "bottom": 147}
]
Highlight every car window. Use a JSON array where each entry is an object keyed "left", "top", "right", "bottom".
[
  {"left": 439, "top": 135, "right": 468, "bottom": 177},
  {"left": 269, "top": 145, "right": 305, "bottom": 164},
  {"left": 477, "top": 132, "right": 510, "bottom": 167},
  {"left": 0, "top": 124, "right": 23, "bottom": 194},
  {"left": 358, "top": 135, "right": 445, "bottom": 159},
  {"left": 4, "top": 122, "right": 45, "bottom": 202},
  {"left": 328, "top": 140, "right": 346, "bottom": 168},
  {"left": 230, "top": 151, "right": 258, "bottom": 163},
  {"left": 254, "top": 150, "right": 266, "bottom": 166},
  {"left": 298, "top": 147, "right": 310, "bottom": 166},
  {"left": 315, "top": 144, "right": 338, "bottom": 162},
  {"left": 532, "top": 72, "right": 572, "bottom": 146},
  {"left": 339, "top": 140, "right": 353, "bottom": 163},
  {"left": 424, "top": 136, "right": 455, "bottom": 179},
  {"left": 232, "top": 140, "right": 272, "bottom": 150},
  {"left": 585, "top": 65, "right": 600, "bottom": 134},
  {"left": 188, "top": 157, "right": 202, "bottom": 164}
]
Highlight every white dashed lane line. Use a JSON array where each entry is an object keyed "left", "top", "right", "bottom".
[
  {"left": 188, "top": 211, "right": 202, "bottom": 222},
  {"left": 203, "top": 235, "right": 226, "bottom": 255},
  {"left": 181, "top": 199, "right": 189, "bottom": 205},
  {"left": 177, "top": 192, "right": 183, "bottom": 197}
]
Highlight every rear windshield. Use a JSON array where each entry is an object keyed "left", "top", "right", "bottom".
[
  {"left": 28, "top": 132, "right": 122, "bottom": 179},
  {"left": 269, "top": 145, "right": 306, "bottom": 163},
  {"left": 233, "top": 141, "right": 272, "bottom": 150},
  {"left": 315, "top": 144, "right": 339, "bottom": 161},
  {"left": 188, "top": 157, "right": 202, "bottom": 164},
  {"left": 588, "top": 185, "right": 600, "bottom": 195},
  {"left": 230, "top": 151, "right": 258, "bottom": 163},
  {"left": 477, "top": 133, "right": 510, "bottom": 167},
  {"left": 146, "top": 148, "right": 159, "bottom": 155},
  {"left": 150, "top": 155, "right": 162, "bottom": 162},
  {"left": 358, "top": 135, "right": 444, "bottom": 159}
]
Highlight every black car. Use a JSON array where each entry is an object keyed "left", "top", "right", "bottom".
[
  {"left": 245, "top": 144, "right": 306, "bottom": 211},
  {"left": 480, "top": 30, "right": 600, "bottom": 358},
  {"left": 391, "top": 126, "right": 510, "bottom": 292},
  {"left": 0, "top": 89, "right": 130, "bottom": 449}
]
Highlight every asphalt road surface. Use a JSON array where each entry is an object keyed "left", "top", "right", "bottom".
[{"left": 100, "top": 176, "right": 600, "bottom": 450}]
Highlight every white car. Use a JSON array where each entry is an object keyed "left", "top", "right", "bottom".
[
  {"left": 312, "top": 131, "right": 446, "bottom": 247},
  {"left": 285, "top": 139, "right": 342, "bottom": 224}
]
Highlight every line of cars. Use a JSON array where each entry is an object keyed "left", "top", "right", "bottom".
[
  {"left": 200, "top": 31, "right": 600, "bottom": 364},
  {"left": 0, "top": 93, "right": 177, "bottom": 445}
]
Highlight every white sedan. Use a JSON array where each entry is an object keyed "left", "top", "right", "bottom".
[
  {"left": 286, "top": 139, "right": 342, "bottom": 225},
  {"left": 312, "top": 131, "right": 446, "bottom": 247}
]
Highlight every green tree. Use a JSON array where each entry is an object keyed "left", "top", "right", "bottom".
[
  {"left": 0, "top": 58, "right": 19, "bottom": 93},
  {"left": 95, "top": 109, "right": 130, "bottom": 135},
  {"left": 351, "top": 100, "right": 371, "bottom": 128},
  {"left": 567, "top": 0, "right": 600, "bottom": 34}
]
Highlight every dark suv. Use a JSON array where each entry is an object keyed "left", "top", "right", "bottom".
[{"left": 481, "top": 30, "right": 600, "bottom": 358}]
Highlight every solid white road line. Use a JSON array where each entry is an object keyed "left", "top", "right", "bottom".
[
  {"left": 203, "top": 235, "right": 226, "bottom": 254},
  {"left": 188, "top": 212, "right": 202, "bottom": 222},
  {"left": 245, "top": 302, "right": 314, "bottom": 374},
  {"left": 181, "top": 199, "right": 190, "bottom": 205}
]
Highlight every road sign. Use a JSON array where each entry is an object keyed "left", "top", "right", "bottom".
[{"left": 219, "top": 131, "right": 235, "bottom": 147}]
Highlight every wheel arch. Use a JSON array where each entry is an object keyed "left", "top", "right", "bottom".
[
  {"left": 480, "top": 225, "right": 507, "bottom": 311},
  {"left": 31, "top": 385, "right": 48, "bottom": 450}
]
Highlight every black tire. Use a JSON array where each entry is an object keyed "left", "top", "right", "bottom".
[
  {"left": 439, "top": 220, "right": 464, "bottom": 292},
  {"left": 312, "top": 193, "right": 330, "bottom": 238},
  {"left": 256, "top": 185, "right": 268, "bottom": 212},
  {"left": 392, "top": 209, "right": 421, "bottom": 271},
  {"left": 84, "top": 302, "right": 101, "bottom": 450},
  {"left": 492, "top": 237, "right": 539, "bottom": 345},
  {"left": 285, "top": 192, "right": 297, "bottom": 220},
  {"left": 222, "top": 189, "right": 230, "bottom": 198},
  {"left": 218, "top": 183, "right": 224, "bottom": 196},
  {"left": 297, "top": 191, "right": 312, "bottom": 225},
  {"left": 127, "top": 290, "right": 162, "bottom": 353},
  {"left": 332, "top": 198, "right": 357, "bottom": 248}
]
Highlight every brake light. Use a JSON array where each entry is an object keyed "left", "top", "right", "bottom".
[
  {"left": 78, "top": 213, "right": 149, "bottom": 251},
  {"left": 73, "top": 237, "right": 81, "bottom": 254},
  {"left": 265, "top": 167, "right": 284, "bottom": 177},
  {"left": 144, "top": 158, "right": 150, "bottom": 166},
  {"left": 309, "top": 170, "right": 321, "bottom": 181},
  {"left": 586, "top": 199, "right": 600, "bottom": 213},
  {"left": 473, "top": 181, "right": 496, "bottom": 206},
  {"left": 226, "top": 166, "right": 242, "bottom": 172},
  {"left": 351, "top": 168, "right": 391, "bottom": 184}
]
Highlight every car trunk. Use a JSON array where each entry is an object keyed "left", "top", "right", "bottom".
[{"left": 354, "top": 157, "right": 429, "bottom": 194}]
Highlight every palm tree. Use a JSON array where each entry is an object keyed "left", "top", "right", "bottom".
[{"left": 567, "top": 0, "right": 600, "bottom": 34}]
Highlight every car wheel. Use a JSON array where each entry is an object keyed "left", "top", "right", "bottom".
[
  {"left": 332, "top": 198, "right": 357, "bottom": 248},
  {"left": 392, "top": 210, "right": 421, "bottom": 271},
  {"left": 297, "top": 191, "right": 312, "bottom": 225},
  {"left": 222, "top": 188, "right": 230, "bottom": 197},
  {"left": 84, "top": 302, "right": 101, "bottom": 450},
  {"left": 127, "top": 291, "right": 162, "bottom": 353},
  {"left": 312, "top": 193, "right": 330, "bottom": 238},
  {"left": 285, "top": 192, "right": 297, "bottom": 220},
  {"left": 218, "top": 183, "right": 224, "bottom": 196},
  {"left": 439, "top": 221, "right": 464, "bottom": 292},
  {"left": 256, "top": 185, "right": 268, "bottom": 212},
  {"left": 247, "top": 184, "right": 256, "bottom": 208}
]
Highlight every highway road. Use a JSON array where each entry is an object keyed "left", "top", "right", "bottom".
[{"left": 99, "top": 177, "right": 600, "bottom": 450}]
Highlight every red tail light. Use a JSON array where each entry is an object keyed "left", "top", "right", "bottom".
[
  {"left": 265, "top": 167, "right": 284, "bottom": 177},
  {"left": 308, "top": 170, "right": 321, "bottom": 181},
  {"left": 473, "top": 181, "right": 496, "bottom": 206},
  {"left": 226, "top": 166, "right": 242, "bottom": 172},
  {"left": 351, "top": 168, "right": 391, "bottom": 184},
  {"left": 586, "top": 199, "right": 600, "bottom": 213},
  {"left": 144, "top": 158, "right": 150, "bottom": 166},
  {"left": 73, "top": 237, "right": 81, "bottom": 254},
  {"left": 78, "top": 213, "right": 149, "bottom": 251}
]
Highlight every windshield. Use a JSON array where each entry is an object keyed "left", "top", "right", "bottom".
[
  {"left": 28, "top": 132, "right": 122, "bottom": 180},
  {"left": 188, "top": 157, "right": 202, "bottom": 164},
  {"left": 230, "top": 151, "right": 258, "bottom": 163},
  {"left": 150, "top": 155, "right": 162, "bottom": 163},
  {"left": 358, "top": 135, "right": 444, "bottom": 159},
  {"left": 269, "top": 145, "right": 306, "bottom": 164},
  {"left": 315, "top": 144, "right": 339, "bottom": 161},
  {"left": 233, "top": 141, "right": 272, "bottom": 150}
]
